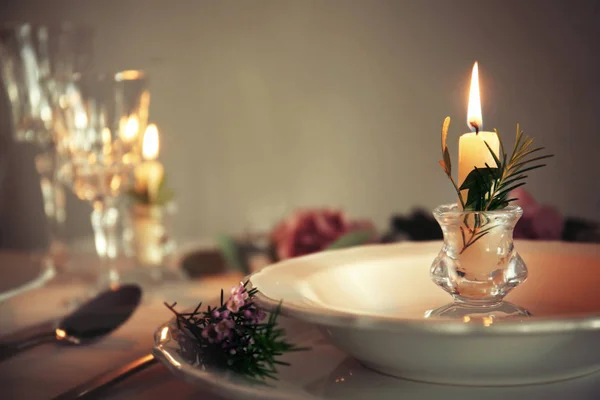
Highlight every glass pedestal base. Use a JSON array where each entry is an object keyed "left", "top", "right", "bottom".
[{"left": 424, "top": 301, "right": 531, "bottom": 322}]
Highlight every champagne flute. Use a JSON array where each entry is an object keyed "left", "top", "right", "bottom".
[{"left": 54, "top": 70, "right": 149, "bottom": 288}]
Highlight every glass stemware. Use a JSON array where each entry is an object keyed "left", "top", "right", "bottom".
[
  {"left": 0, "top": 22, "right": 93, "bottom": 268},
  {"left": 54, "top": 70, "right": 150, "bottom": 288}
]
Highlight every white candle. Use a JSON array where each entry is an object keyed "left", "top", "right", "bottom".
[
  {"left": 458, "top": 62, "right": 500, "bottom": 201},
  {"left": 135, "top": 124, "right": 164, "bottom": 202}
]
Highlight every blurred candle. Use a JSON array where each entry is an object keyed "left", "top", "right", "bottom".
[
  {"left": 119, "top": 115, "right": 139, "bottom": 142},
  {"left": 458, "top": 62, "right": 500, "bottom": 201},
  {"left": 135, "top": 124, "right": 164, "bottom": 202}
]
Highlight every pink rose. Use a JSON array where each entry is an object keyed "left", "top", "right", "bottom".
[
  {"left": 270, "top": 209, "right": 375, "bottom": 259},
  {"left": 510, "top": 188, "right": 563, "bottom": 240}
]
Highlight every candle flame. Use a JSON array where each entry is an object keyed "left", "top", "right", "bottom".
[
  {"left": 115, "top": 70, "right": 145, "bottom": 81},
  {"left": 142, "top": 123, "right": 160, "bottom": 160},
  {"left": 119, "top": 115, "right": 139, "bottom": 141},
  {"left": 101, "top": 127, "right": 111, "bottom": 144},
  {"left": 467, "top": 61, "right": 483, "bottom": 132}
]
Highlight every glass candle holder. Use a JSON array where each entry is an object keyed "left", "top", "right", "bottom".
[
  {"left": 430, "top": 203, "right": 527, "bottom": 307},
  {"left": 125, "top": 202, "right": 176, "bottom": 273}
]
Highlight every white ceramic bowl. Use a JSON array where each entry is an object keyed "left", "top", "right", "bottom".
[{"left": 250, "top": 240, "right": 600, "bottom": 386}]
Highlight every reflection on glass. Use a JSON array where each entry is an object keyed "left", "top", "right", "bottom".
[
  {"left": 430, "top": 204, "right": 528, "bottom": 305},
  {"left": 424, "top": 301, "right": 531, "bottom": 321},
  {"left": 0, "top": 22, "right": 94, "bottom": 270},
  {"left": 54, "top": 71, "right": 149, "bottom": 288}
]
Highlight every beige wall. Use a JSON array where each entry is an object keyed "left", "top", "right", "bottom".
[{"left": 2, "top": 0, "right": 599, "bottom": 247}]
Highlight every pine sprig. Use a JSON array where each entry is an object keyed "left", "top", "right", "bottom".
[
  {"left": 459, "top": 124, "right": 553, "bottom": 211},
  {"left": 439, "top": 117, "right": 553, "bottom": 212},
  {"left": 164, "top": 281, "right": 308, "bottom": 382},
  {"left": 128, "top": 174, "right": 175, "bottom": 206}
]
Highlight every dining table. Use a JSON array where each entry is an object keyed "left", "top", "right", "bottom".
[
  {"left": 4, "top": 244, "right": 600, "bottom": 400},
  {"left": 0, "top": 249, "right": 241, "bottom": 400}
]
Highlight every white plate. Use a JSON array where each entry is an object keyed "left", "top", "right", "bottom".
[
  {"left": 0, "top": 252, "right": 55, "bottom": 303},
  {"left": 249, "top": 240, "right": 600, "bottom": 385},
  {"left": 153, "top": 316, "right": 600, "bottom": 400}
]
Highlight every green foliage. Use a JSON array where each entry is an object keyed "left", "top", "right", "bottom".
[
  {"left": 325, "top": 230, "right": 374, "bottom": 250},
  {"left": 439, "top": 118, "right": 553, "bottom": 212},
  {"left": 128, "top": 174, "right": 175, "bottom": 206},
  {"left": 165, "top": 282, "right": 308, "bottom": 382},
  {"left": 458, "top": 124, "right": 553, "bottom": 211},
  {"left": 215, "top": 233, "right": 248, "bottom": 274}
]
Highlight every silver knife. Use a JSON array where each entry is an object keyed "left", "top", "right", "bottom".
[{"left": 51, "top": 353, "right": 157, "bottom": 400}]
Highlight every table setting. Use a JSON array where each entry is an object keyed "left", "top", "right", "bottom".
[{"left": 1, "top": 19, "right": 600, "bottom": 400}]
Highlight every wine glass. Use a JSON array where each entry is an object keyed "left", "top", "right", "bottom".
[
  {"left": 54, "top": 70, "right": 150, "bottom": 288},
  {"left": 0, "top": 22, "right": 94, "bottom": 269}
]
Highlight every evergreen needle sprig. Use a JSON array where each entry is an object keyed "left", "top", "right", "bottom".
[
  {"left": 164, "top": 281, "right": 309, "bottom": 382},
  {"left": 439, "top": 117, "right": 553, "bottom": 212},
  {"left": 439, "top": 117, "right": 553, "bottom": 252}
]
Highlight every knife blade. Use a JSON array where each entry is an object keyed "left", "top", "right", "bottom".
[{"left": 52, "top": 353, "right": 157, "bottom": 400}]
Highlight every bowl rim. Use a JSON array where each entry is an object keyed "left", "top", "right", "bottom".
[{"left": 249, "top": 240, "right": 600, "bottom": 336}]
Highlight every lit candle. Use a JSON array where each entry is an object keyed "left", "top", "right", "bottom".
[
  {"left": 458, "top": 62, "right": 500, "bottom": 201},
  {"left": 119, "top": 115, "right": 139, "bottom": 142},
  {"left": 135, "top": 124, "right": 164, "bottom": 202}
]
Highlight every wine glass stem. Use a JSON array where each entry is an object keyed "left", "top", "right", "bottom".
[{"left": 91, "top": 200, "right": 120, "bottom": 287}]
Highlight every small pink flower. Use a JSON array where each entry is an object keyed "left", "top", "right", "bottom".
[
  {"left": 255, "top": 309, "right": 267, "bottom": 322},
  {"left": 226, "top": 293, "right": 245, "bottom": 313},
  {"left": 241, "top": 307, "right": 267, "bottom": 324},
  {"left": 221, "top": 310, "right": 230, "bottom": 319},
  {"left": 211, "top": 310, "right": 220, "bottom": 319},
  {"left": 230, "top": 283, "right": 249, "bottom": 301},
  {"left": 201, "top": 324, "right": 223, "bottom": 343},
  {"left": 214, "top": 319, "right": 234, "bottom": 339}
]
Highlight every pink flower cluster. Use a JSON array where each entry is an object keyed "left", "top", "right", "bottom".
[
  {"left": 200, "top": 284, "right": 266, "bottom": 344},
  {"left": 270, "top": 208, "right": 376, "bottom": 259},
  {"left": 226, "top": 284, "right": 248, "bottom": 313},
  {"left": 201, "top": 318, "right": 234, "bottom": 344},
  {"left": 511, "top": 188, "right": 563, "bottom": 240}
]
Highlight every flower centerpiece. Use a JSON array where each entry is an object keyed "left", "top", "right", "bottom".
[{"left": 217, "top": 208, "right": 377, "bottom": 274}]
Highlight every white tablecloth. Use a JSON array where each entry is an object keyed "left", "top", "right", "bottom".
[{"left": 0, "top": 274, "right": 243, "bottom": 400}]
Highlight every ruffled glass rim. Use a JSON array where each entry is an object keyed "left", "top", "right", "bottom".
[{"left": 433, "top": 203, "right": 523, "bottom": 219}]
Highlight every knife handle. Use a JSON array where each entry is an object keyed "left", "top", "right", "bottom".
[
  {"left": 0, "top": 321, "right": 57, "bottom": 362},
  {"left": 52, "top": 353, "right": 157, "bottom": 400}
]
